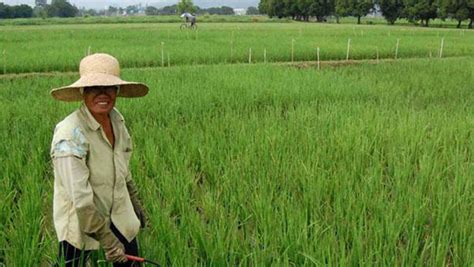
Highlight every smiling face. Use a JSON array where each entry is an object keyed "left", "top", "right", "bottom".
[{"left": 83, "top": 86, "right": 118, "bottom": 117}]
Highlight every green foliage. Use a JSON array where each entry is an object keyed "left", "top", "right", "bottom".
[
  {"left": 402, "top": 0, "right": 438, "bottom": 26},
  {"left": 247, "top": 6, "right": 261, "bottom": 15},
  {"left": 177, "top": 0, "right": 196, "bottom": 14},
  {"left": 440, "top": 0, "right": 471, "bottom": 27},
  {"left": 379, "top": 0, "right": 405, "bottom": 24},
  {"left": 0, "top": 3, "right": 33, "bottom": 18},
  {"left": 45, "top": 0, "right": 78, "bottom": 18},
  {"left": 0, "top": 56, "right": 473, "bottom": 265}
]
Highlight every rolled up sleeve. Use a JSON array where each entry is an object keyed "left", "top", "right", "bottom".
[{"left": 53, "top": 154, "right": 107, "bottom": 238}]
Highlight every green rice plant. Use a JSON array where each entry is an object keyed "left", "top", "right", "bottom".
[
  {"left": 0, "top": 23, "right": 472, "bottom": 74},
  {"left": 0, "top": 57, "right": 472, "bottom": 265}
]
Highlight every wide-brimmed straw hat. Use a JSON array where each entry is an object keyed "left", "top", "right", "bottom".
[{"left": 51, "top": 53, "right": 149, "bottom": 102}]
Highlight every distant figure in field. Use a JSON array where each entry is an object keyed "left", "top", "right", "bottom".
[{"left": 50, "top": 53, "right": 149, "bottom": 266}]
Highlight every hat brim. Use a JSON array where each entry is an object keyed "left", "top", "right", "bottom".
[{"left": 50, "top": 73, "right": 149, "bottom": 102}]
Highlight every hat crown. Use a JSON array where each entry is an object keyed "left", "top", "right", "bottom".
[{"left": 79, "top": 53, "right": 120, "bottom": 77}]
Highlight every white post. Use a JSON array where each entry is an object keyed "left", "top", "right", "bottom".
[
  {"left": 161, "top": 42, "right": 165, "bottom": 67},
  {"left": 167, "top": 52, "right": 170, "bottom": 67},
  {"left": 291, "top": 39, "right": 295, "bottom": 62},
  {"left": 429, "top": 50, "right": 432, "bottom": 58},
  {"left": 395, "top": 38, "right": 400, "bottom": 59},
  {"left": 264, "top": 48, "right": 267, "bottom": 63},
  {"left": 376, "top": 47, "right": 379, "bottom": 63},
  {"left": 230, "top": 40, "right": 234, "bottom": 62},
  {"left": 346, "top": 38, "right": 351, "bottom": 61},
  {"left": 439, "top": 37, "right": 445, "bottom": 58},
  {"left": 2, "top": 50, "right": 5, "bottom": 74},
  {"left": 317, "top": 47, "right": 320, "bottom": 70},
  {"left": 249, "top": 48, "right": 252, "bottom": 64},
  {"left": 87, "top": 46, "right": 91, "bottom": 55}
]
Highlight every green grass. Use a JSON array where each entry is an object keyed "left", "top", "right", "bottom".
[
  {"left": 0, "top": 57, "right": 472, "bottom": 265},
  {"left": 0, "top": 22, "right": 473, "bottom": 74}
]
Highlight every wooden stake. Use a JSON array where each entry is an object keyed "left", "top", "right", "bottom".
[
  {"left": 317, "top": 47, "right": 320, "bottom": 70},
  {"left": 346, "top": 38, "right": 351, "bottom": 61},
  {"left": 167, "top": 52, "right": 170, "bottom": 67},
  {"left": 249, "top": 48, "right": 252, "bottom": 64},
  {"left": 161, "top": 42, "right": 165, "bottom": 67},
  {"left": 230, "top": 40, "right": 234, "bottom": 62},
  {"left": 376, "top": 47, "right": 379, "bottom": 63},
  {"left": 395, "top": 38, "right": 400, "bottom": 59},
  {"left": 439, "top": 37, "right": 444, "bottom": 58},
  {"left": 264, "top": 48, "right": 267, "bottom": 63},
  {"left": 2, "top": 50, "right": 5, "bottom": 74},
  {"left": 291, "top": 39, "right": 295, "bottom": 62},
  {"left": 87, "top": 46, "right": 91, "bottom": 55}
]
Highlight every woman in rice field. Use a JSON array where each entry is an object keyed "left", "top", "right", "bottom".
[{"left": 50, "top": 53, "right": 149, "bottom": 266}]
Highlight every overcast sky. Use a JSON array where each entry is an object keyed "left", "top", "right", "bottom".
[{"left": 2, "top": 0, "right": 259, "bottom": 9}]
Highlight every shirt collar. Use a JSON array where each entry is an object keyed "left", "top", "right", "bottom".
[{"left": 80, "top": 103, "right": 124, "bottom": 131}]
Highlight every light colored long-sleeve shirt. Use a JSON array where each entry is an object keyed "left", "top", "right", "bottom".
[{"left": 51, "top": 103, "right": 140, "bottom": 250}]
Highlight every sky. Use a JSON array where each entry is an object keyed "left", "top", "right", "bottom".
[{"left": 2, "top": 0, "right": 260, "bottom": 9}]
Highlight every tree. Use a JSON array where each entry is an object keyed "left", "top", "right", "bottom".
[
  {"left": 247, "top": 6, "right": 260, "bottom": 14},
  {"left": 378, "top": 0, "right": 404, "bottom": 24},
  {"left": 12, "top": 4, "right": 34, "bottom": 18},
  {"left": 159, "top": 5, "right": 178, "bottom": 15},
  {"left": 126, "top": 5, "right": 139, "bottom": 15},
  {"left": 177, "top": 0, "right": 196, "bottom": 14},
  {"left": 145, "top": 6, "right": 159, "bottom": 16},
  {"left": 46, "top": 0, "right": 78, "bottom": 17},
  {"left": 402, "top": 0, "right": 438, "bottom": 26},
  {"left": 440, "top": 0, "right": 471, "bottom": 28}
]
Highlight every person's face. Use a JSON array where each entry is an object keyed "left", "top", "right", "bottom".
[{"left": 83, "top": 86, "right": 118, "bottom": 116}]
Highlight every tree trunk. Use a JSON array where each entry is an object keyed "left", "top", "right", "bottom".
[
  {"left": 457, "top": 20, "right": 462, "bottom": 28},
  {"left": 357, "top": 16, "right": 361, "bottom": 24},
  {"left": 425, "top": 19, "right": 429, "bottom": 27},
  {"left": 469, "top": 19, "right": 473, "bottom": 29},
  {"left": 336, "top": 15, "right": 340, "bottom": 24}
]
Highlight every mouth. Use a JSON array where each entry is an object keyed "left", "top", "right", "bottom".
[{"left": 97, "top": 101, "right": 109, "bottom": 106}]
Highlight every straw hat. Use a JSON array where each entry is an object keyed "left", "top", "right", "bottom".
[{"left": 51, "top": 53, "right": 149, "bottom": 102}]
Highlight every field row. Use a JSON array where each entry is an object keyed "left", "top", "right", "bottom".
[
  {"left": 0, "top": 58, "right": 472, "bottom": 265},
  {"left": 0, "top": 23, "right": 473, "bottom": 74}
]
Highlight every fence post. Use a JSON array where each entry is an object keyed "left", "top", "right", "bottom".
[
  {"left": 264, "top": 48, "right": 267, "bottom": 63},
  {"left": 291, "top": 39, "right": 295, "bottom": 62},
  {"left": 346, "top": 38, "right": 351, "bottom": 61},
  {"left": 317, "top": 47, "right": 320, "bottom": 70},
  {"left": 249, "top": 48, "right": 252, "bottom": 64},
  {"left": 395, "top": 38, "right": 400, "bottom": 59},
  {"left": 439, "top": 37, "right": 445, "bottom": 58},
  {"left": 161, "top": 42, "right": 165, "bottom": 67},
  {"left": 2, "top": 50, "right": 5, "bottom": 74}
]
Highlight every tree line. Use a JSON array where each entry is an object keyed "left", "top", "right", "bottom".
[
  {"left": 258, "top": 0, "right": 474, "bottom": 28},
  {"left": 0, "top": 0, "right": 78, "bottom": 19},
  {"left": 146, "top": 4, "right": 236, "bottom": 16}
]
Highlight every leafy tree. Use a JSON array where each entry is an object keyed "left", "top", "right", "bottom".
[
  {"left": 247, "top": 6, "right": 260, "bottom": 14},
  {"left": 159, "top": 5, "right": 178, "bottom": 15},
  {"left": 403, "top": 0, "right": 437, "bottom": 26},
  {"left": 145, "top": 6, "right": 159, "bottom": 16},
  {"left": 378, "top": 0, "right": 404, "bottom": 24},
  {"left": 126, "top": 5, "right": 139, "bottom": 15},
  {"left": 0, "top": 3, "right": 12, "bottom": 18},
  {"left": 46, "top": 0, "right": 78, "bottom": 17},
  {"left": 440, "top": 0, "right": 471, "bottom": 27},
  {"left": 177, "top": 0, "right": 196, "bottom": 14},
  {"left": 0, "top": 3, "right": 33, "bottom": 18}
]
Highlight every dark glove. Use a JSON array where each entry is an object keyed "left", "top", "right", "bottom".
[
  {"left": 77, "top": 207, "right": 127, "bottom": 263},
  {"left": 99, "top": 230, "right": 128, "bottom": 263},
  {"left": 127, "top": 180, "right": 149, "bottom": 228}
]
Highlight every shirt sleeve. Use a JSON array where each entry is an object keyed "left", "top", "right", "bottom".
[{"left": 53, "top": 156, "right": 108, "bottom": 237}]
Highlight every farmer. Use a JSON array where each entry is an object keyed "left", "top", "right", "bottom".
[{"left": 50, "top": 53, "right": 149, "bottom": 266}]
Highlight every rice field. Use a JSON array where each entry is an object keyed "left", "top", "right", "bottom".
[
  {"left": 0, "top": 23, "right": 473, "bottom": 74},
  {"left": 0, "top": 21, "right": 473, "bottom": 266}
]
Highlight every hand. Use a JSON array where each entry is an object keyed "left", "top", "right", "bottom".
[
  {"left": 105, "top": 244, "right": 128, "bottom": 263},
  {"left": 127, "top": 180, "right": 149, "bottom": 228},
  {"left": 135, "top": 204, "right": 149, "bottom": 229}
]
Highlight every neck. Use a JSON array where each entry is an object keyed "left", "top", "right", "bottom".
[{"left": 91, "top": 112, "right": 111, "bottom": 127}]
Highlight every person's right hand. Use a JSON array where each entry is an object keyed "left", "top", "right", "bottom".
[{"left": 105, "top": 244, "right": 128, "bottom": 263}]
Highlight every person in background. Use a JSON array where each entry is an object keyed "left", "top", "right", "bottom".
[{"left": 50, "top": 53, "right": 149, "bottom": 266}]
